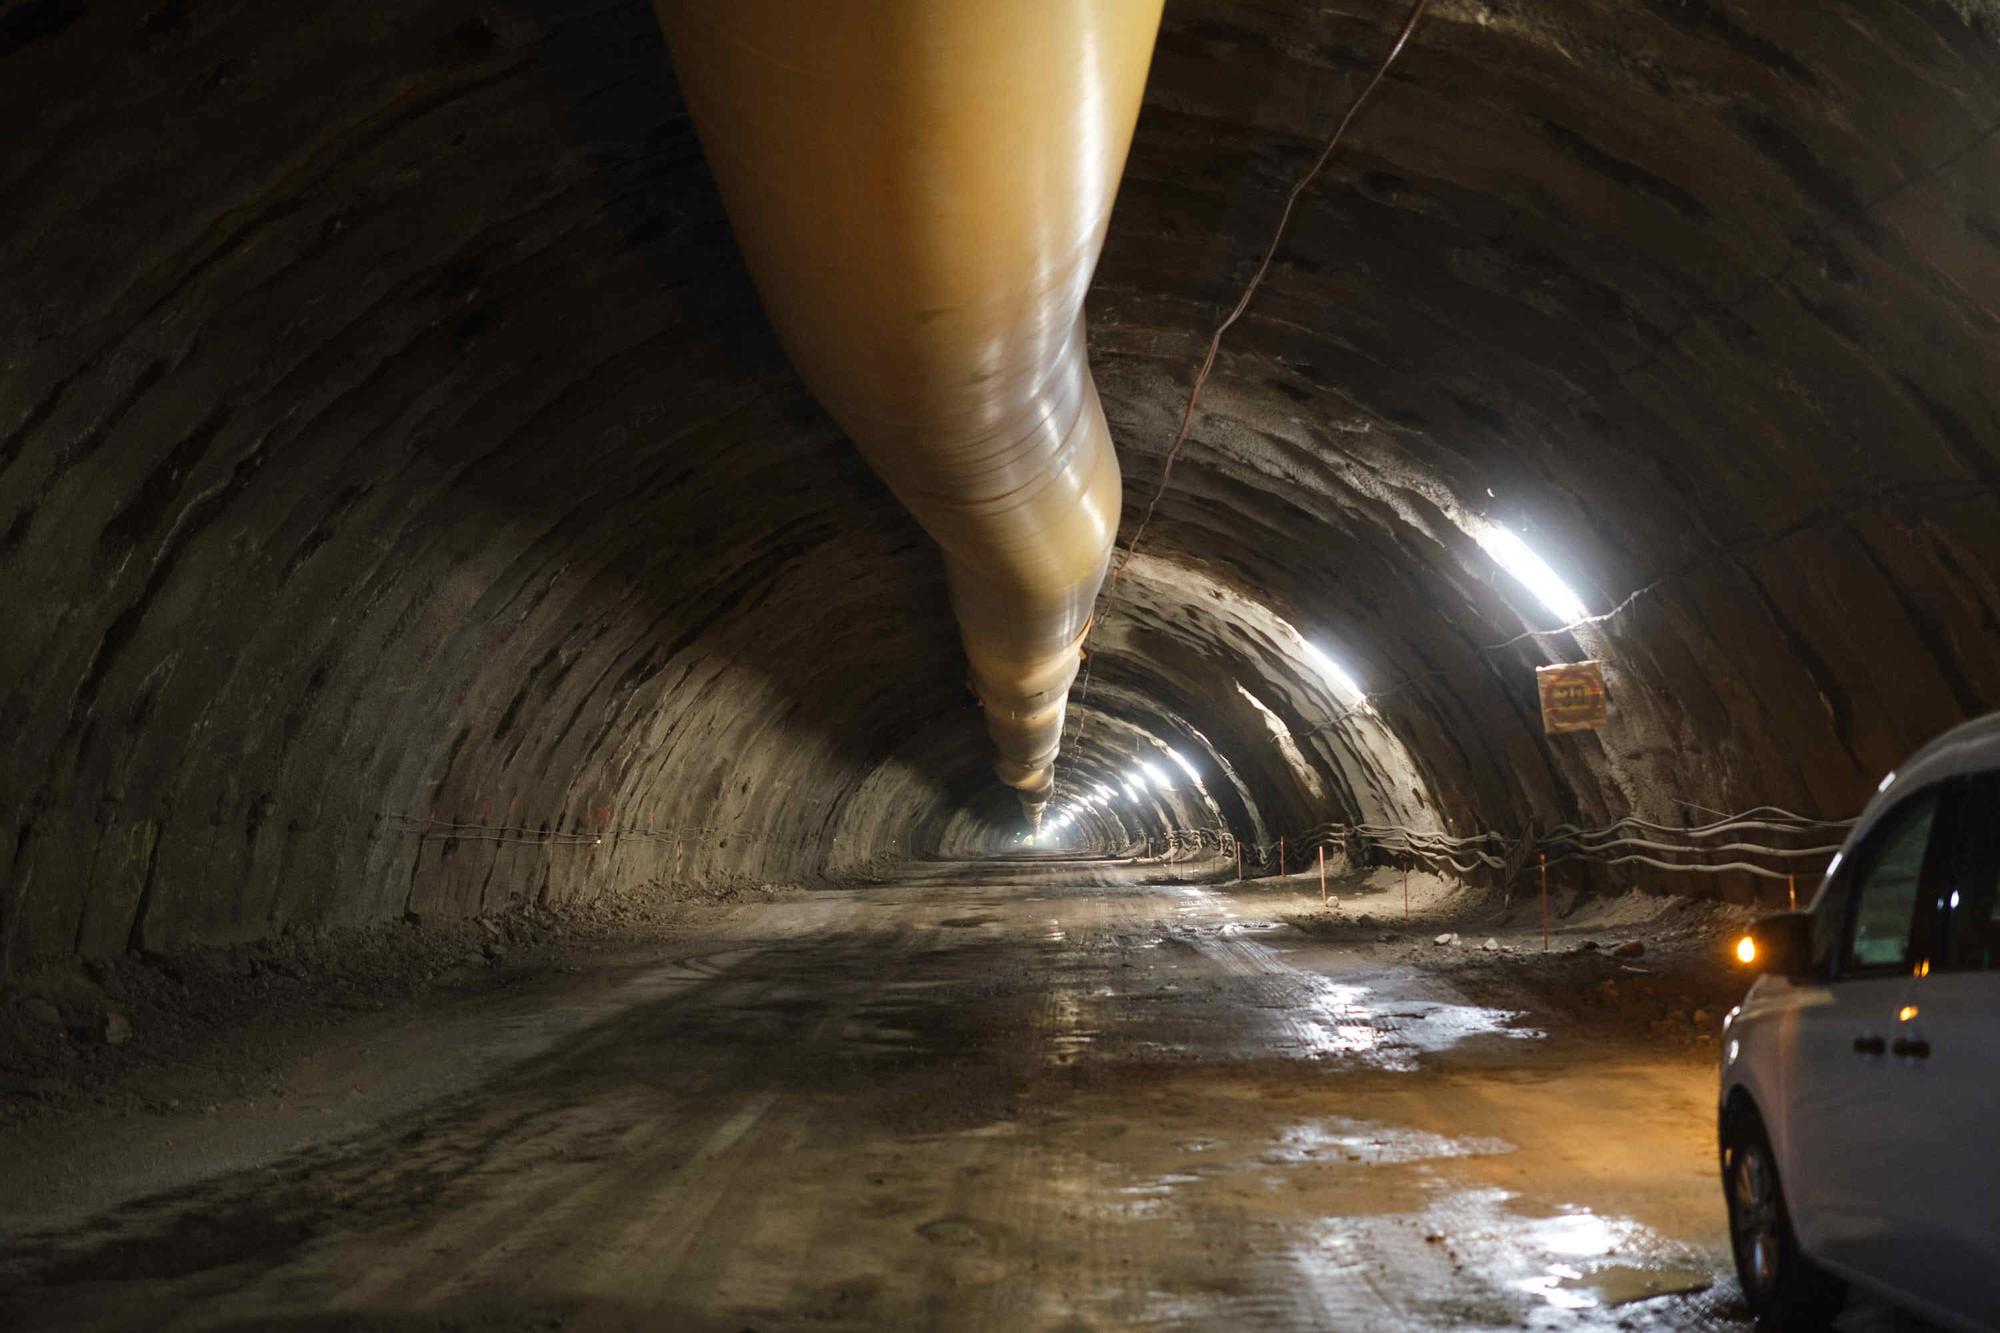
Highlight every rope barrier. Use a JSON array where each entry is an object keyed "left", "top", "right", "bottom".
[{"left": 1228, "top": 806, "right": 1857, "bottom": 885}]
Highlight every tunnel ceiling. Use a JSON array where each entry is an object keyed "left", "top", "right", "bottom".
[{"left": 5, "top": 0, "right": 2000, "bottom": 964}]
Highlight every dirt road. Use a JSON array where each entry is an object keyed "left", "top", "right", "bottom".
[{"left": 0, "top": 860, "right": 1929, "bottom": 1329}]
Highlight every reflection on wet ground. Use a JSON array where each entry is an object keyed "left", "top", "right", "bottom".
[{"left": 0, "top": 860, "right": 1909, "bottom": 1329}]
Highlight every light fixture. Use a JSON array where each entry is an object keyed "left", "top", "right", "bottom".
[
  {"left": 1167, "top": 748, "right": 1201, "bottom": 782},
  {"left": 1140, "top": 760, "right": 1170, "bottom": 789},
  {"left": 1302, "top": 642, "right": 1363, "bottom": 703},
  {"left": 1471, "top": 519, "right": 1588, "bottom": 624},
  {"left": 1735, "top": 935, "right": 1756, "bottom": 965}
]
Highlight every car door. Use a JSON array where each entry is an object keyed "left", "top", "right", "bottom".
[
  {"left": 1885, "top": 770, "right": 2000, "bottom": 1325},
  {"left": 1783, "top": 784, "right": 1943, "bottom": 1284}
]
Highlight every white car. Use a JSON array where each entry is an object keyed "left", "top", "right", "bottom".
[{"left": 1720, "top": 713, "right": 2000, "bottom": 1330}]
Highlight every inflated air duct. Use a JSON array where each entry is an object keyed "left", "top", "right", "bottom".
[{"left": 654, "top": 0, "right": 1162, "bottom": 825}]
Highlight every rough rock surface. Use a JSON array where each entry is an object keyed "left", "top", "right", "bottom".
[{"left": 4, "top": 0, "right": 2000, "bottom": 966}]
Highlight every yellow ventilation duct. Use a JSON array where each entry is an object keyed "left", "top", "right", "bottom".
[{"left": 654, "top": 1, "right": 1162, "bottom": 826}]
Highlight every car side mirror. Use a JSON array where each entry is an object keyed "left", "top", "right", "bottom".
[{"left": 1734, "top": 912, "right": 1813, "bottom": 978}]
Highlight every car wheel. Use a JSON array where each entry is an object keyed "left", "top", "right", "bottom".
[{"left": 1723, "top": 1107, "right": 1846, "bottom": 1328}]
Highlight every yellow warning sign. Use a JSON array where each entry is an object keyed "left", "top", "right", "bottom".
[{"left": 1537, "top": 661, "right": 1608, "bottom": 734}]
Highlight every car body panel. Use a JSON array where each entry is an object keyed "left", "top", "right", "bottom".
[
  {"left": 1882, "top": 969, "right": 2000, "bottom": 1324},
  {"left": 1721, "top": 711, "right": 2000, "bottom": 1332}
]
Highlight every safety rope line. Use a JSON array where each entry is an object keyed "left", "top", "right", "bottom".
[{"left": 1224, "top": 807, "right": 1855, "bottom": 884}]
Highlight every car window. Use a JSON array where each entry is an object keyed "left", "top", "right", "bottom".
[
  {"left": 1839, "top": 789, "right": 1940, "bottom": 976},
  {"left": 1943, "top": 772, "right": 2000, "bottom": 972}
]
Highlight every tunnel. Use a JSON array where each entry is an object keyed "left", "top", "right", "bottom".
[{"left": 3, "top": 1, "right": 1998, "bottom": 1328}]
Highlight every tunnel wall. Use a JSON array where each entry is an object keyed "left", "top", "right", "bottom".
[
  {"left": 0, "top": 0, "right": 991, "bottom": 969},
  {"left": 1089, "top": 0, "right": 2000, "bottom": 853}
]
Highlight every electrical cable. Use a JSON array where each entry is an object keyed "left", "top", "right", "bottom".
[{"left": 1060, "top": 0, "right": 1432, "bottom": 780}]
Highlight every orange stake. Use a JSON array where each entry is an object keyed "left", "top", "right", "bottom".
[
  {"left": 1319, "top": 844, "right": 1327, "bottom": 905},
  {"left": 1788, "top": 874, "right": 1796, "bottom": 910},
  {"left": 1540, "top": 852, "right": 1550, "bottom": 953}
]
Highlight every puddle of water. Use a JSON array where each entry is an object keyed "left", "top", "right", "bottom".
[
  {"left": 1502, "top": 1204, "right": 1721, "bottom": 1316},
  {"left": 1112, "top": 1171, "right": 1206, "bottom": 1218},
  {"left": 1287, "top": 1190, "right": 1727, "bottom": 1329},
  {"left": 1283, "top": 978, "right": 1535, "bottom": 1070},
  {"left": 1218, "top": 920, "right": 1286, "bottom": 935},
  {"left": 1557, "top": 1263, "right": 1714, "bottom": 1306},
  {"left": 1048, "top": 989, "right": 1095, "bottom": 1067},
  {"left": 1049, "top": 1032, "right": 1096, "bottom": 1065},
  {"left": 1268, "top": 1116, "right": 1513, "bottom": 1166}
]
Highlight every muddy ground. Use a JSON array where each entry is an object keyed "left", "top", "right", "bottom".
[
  {"left": 0, "top": 880, "right": 803, "bottom": 1129},
  {"left": 0, "top": 861, "right": 1932, "bottom": 1330}
]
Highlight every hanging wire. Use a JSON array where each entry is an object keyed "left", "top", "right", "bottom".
[{"left": 1061, "top": 0, "right": 1433, "bottom": 778}]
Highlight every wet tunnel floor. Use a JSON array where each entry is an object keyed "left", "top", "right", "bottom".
[{"left": 0, "top": 864, "right": 1912, "bottom": 1329}]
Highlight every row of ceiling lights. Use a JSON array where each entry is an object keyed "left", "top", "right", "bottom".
[{"left": 1031, "top": 518, "right": 1587, "bottom": 845}]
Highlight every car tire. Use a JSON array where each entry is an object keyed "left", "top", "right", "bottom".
[{"left": 1722, "top": 1106, "right": 1847, "bottom": 1328}]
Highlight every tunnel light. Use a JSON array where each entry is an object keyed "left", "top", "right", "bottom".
[
  {"left": 1734, "top": 935, "right": 1756, "bottom": 965},
  {"left": 1167, "top": 748, "right": 1202, "bottom": 782},
  {"left": 1877, "top": 770, "right": 1896, "bottom": 794},
  {"left": 1122, "top": 783, "right": 1140, "bottom": 802},
  {"left": 1139, "top": 760, "right": 1170, "bottom": 789},
  {"left": 1471, "top": 520, "right": 1588, "bottom": 625},
  {"left": 1302, "top": 642, "right": 1363, "bottom": 703},
  {"left": 1128, "top": 767, "right": 1151, "bottom": 790}
]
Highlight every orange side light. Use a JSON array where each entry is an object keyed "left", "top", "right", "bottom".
[{"left": 1735, "top": 935, "right": 1757, "bottom": 965}]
